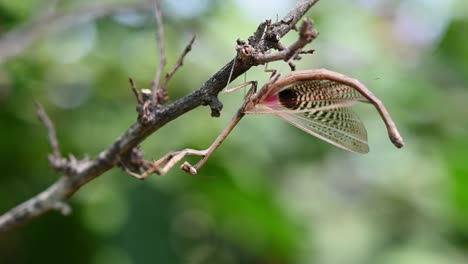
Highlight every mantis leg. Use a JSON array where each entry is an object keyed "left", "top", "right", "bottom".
[{"left": 181, "top": 109, "right": 246, "bottom": 175}]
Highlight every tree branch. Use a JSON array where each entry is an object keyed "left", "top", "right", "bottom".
[
  {"left": 0, "top": 0, "right": 321, "bottom": 233},
  {"left": 35, "top": 102, "right": 61, "bottom": 159},
  {"left": 0, "top": 1, "right": 152, "bottom": 64},
  {"left": 160, "top": 35, "right": 197, "bottom": 99},
  {"left": 151, "top": 0, "right": 167, "bottom": 107}
]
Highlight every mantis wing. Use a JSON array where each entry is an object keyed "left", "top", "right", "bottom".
[
  {"left": 254, "top": 79, "right": 370, "bottom": 153},
  {"left": 275, "top": 106, "right": 369, "bottom": 153}
]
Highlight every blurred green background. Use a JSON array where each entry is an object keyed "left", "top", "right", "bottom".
[{"left": 1, "top": 0, "right": 468, "bottom": 263}]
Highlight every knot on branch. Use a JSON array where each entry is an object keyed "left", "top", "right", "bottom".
[
  {"left": 49, "top": 154, "right": 90, "bottom": 176},
  {"left": 154, "top": 83, "right": 169, "bottom": 108},
  {"left": 236, "top": 39, "right": 256, "bottom": 65},
  {"left": 202, "top": 95, "right": 223, "bottom": 117},
  {"left": 118, "top": 145, "right": 148, "bottom": 175},
  {"left": 265, "top": 27, "right": 281, "bottom": 43},
  {"left": 137, "top": 89, "right": 156, "bottom": 124},
  {"left": 129, "top": 78, "right": 156, "bottom": 125},
  {"left": 53, "top": 201, "right": 72, "bottom": 216}
]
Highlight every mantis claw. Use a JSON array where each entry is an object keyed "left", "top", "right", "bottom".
[{"left": 181, "top": 161, "right": 198, "bottom": 175}]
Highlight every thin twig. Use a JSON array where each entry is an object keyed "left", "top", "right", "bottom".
[
  {"left": 129, "top": 78, "right": 143, "bottom": 104},
  {"left": 152, "top": 0, "right": 166, "bottom": 106},
  {"left": 35, "top": 102, "right": 61, "bottom": 159},
  {"left": 300, "top": 49, "right": 315, "bottom": 54},
  {"left": 159, "top": 35, "right": 197, "bottom": 97}
]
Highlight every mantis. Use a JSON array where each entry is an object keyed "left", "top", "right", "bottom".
[
  {"left": 180, "top": 68, "right": 403, "bottom": 174},
  {"left": 128, "top": 67, "right": 404, "bottom": 178}
]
